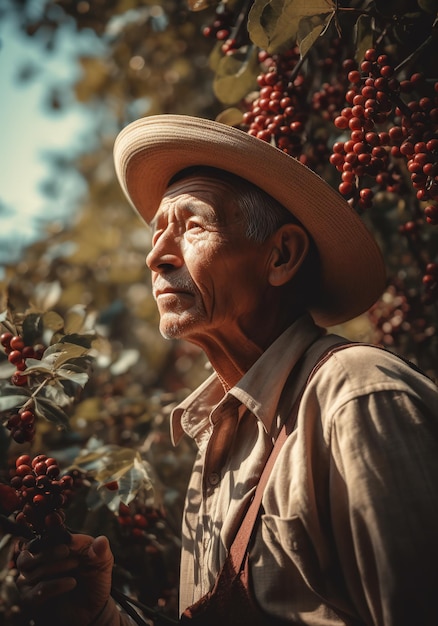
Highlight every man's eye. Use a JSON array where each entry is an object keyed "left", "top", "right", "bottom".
[{"left": 187, "top": 221, "right": 204, "bottom": 231}]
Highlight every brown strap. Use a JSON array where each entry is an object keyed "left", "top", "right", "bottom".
[{"left": 228, "top": 340, "right": 350, "bottom": 574}]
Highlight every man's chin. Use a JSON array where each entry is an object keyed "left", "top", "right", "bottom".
[{"left": 159, "top": 320, "right": 193, "bottom": 341}]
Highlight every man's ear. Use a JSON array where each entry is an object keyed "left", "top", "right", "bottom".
[{"left": 268, "top": 224, "right": 309, "bottom": 287}]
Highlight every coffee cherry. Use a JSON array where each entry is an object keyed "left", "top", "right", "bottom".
[
  {"left": 0, "top": 332, "right": 13, "bottom": 348},
  {"left": 9, "top": 454, "right": 72, "bottom": 546},
  {"left": 8, "top": 350, "right": 24, "bottom": 365},
  {"left": 10, "top": 336, "right": 25, "bottom": 350}
]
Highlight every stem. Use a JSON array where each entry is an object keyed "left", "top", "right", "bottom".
[
  {"left": 0, "top": 515, "right": 33, "bottom": 540},
  {"left": 0, "top": 319, "right": 17, "bottom": 335},
  {"left": 111, "top": 587, "right": 179, "bottom": 625},
  {"left": 21, "top": 377, "right": 51, "bottom": 411},
  {"left": 375, "top": 23, "right": 389, "bottom": 47},
  {"left": 31, "top": 377, "right": 50, "bottom": 397},
  {"left": 230, "top": 0, "right": 252, "bottom": 46},
  {"left": 395, "top": 35, "right": 434, "bottom": 74}
]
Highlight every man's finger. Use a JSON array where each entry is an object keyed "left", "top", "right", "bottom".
[
  {"left": 16, "top": 544, "right": 71, "bottom": 573},
  {"left": 17, "top": 575, "right": 77, "bottom": 605}
]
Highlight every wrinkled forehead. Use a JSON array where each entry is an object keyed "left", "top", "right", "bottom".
[{"left": 153, "top": 173, "right": 241, "bottom": 226}]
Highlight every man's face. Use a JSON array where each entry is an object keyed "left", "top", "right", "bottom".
[{"left": 146, "top": 175, "right": 273, "bottom": 348}]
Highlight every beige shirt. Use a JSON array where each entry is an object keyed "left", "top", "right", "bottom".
[{"left": 172, "top": 314, "right": 438, "bottom": 626}]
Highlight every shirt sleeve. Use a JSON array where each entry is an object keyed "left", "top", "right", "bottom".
[{"left": 328, "top": 388, "right": 438, "bottom": 626}]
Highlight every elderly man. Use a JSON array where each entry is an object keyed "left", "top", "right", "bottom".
[{"left": 16, "top": 116, "right": 438, "bottom": 626}]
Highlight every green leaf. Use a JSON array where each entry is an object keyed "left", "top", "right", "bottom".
[
  {"left": 248, "top": 0, "right": 335, "bottom": 54},
  {"left": 22, "top": 313, "right": 43, "bottom": 342},
  {"left": 354, "top": 13, "right": 375, "bottom": 64},
  {"left": 0, "top": 361, "right": 15, "bottom": 379},
  {"left": 34, "top": 397, "right": 70, "bottom": 428},
  {"left": 76, "top": 448, "right": 155, "bottom": 511},
  {"left": 213, "top": 46, "right": 260, "bottom": 105},
  {"left": 417, "top": 0, "right": 438, "bottom": 13},
  {"left": 0, "top": 394, "right": 30, "bottom": 413},
  {"left": 297, "top": 12, "right": 335, "bottom": 58},
  {"left": 209, "top": 41, "right": 225, "bottom": 73},
  {"left": 64, "top": 306, "right": 87, "bottom": 334},
  {"left": 60, "top": 333, "right": 96, "bottom": 349},
  {"left": 43, "top": 342, "right": 90, "bottom": 368},
  {"left": 41, "top": 381, "right": 72, "bottom": 408},
  {"left": 57, "top": 368, "right": 89, "bottom": 387},
  {"left": 42, "top": 310, "right": 64, "bottom": 332},
  {"left": 215, "top": 107, "right": 245, "bottom": 126},
  {"left": 33, "top": 281, "right": 62, "bottom": 311},
  {"left": 0, "top": 310, "right": 8, "bottom": 323},
  {"left": 22, "top": 358, "right": 54, "bottom": 374}
]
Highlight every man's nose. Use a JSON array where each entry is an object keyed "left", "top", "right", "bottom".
[{"left": 146, "top": 229, "right": 183, "bottom": 272}]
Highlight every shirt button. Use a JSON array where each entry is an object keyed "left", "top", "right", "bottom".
[{"left": 208, "top": 472, "right": 220, "bottom": 486}]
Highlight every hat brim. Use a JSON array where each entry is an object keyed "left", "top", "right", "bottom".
[{"left": 114, "top": 114, "right": 386, "bottom": 327}]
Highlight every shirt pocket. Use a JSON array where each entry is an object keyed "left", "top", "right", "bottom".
[
  {"left": 259, "top": 514, "right": 361, "bottom": 625},
  {"left": 261, "top": 513, "right": 322, "bottom": 592}
]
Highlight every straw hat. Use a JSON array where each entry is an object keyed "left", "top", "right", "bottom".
[{"left": 114, "top": 114, "right": 386, "bottom": 327}]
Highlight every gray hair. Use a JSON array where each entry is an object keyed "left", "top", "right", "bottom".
[
  {"left": 233, "top": 178, "right": 299, "bottom": 242},
  {"left": 168, "top": 165, "right": 298, "bottom": 241}
]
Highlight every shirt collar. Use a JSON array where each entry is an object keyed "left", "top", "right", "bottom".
[{"left": 171, "top": 314, "right": 324, "bottom": 446}]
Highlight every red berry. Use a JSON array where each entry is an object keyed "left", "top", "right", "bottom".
[
  {"left": 339, "top": 181, "right": 354, "bottom": 195},
  {"left": 0, "top": 332, "right": 13, "bottom": 348},
  {"left": 32, "top": 455, "right": 47, "bottom": 467},
  {"left": 34, "top": 462, "right": 47, "bottom": 476},
  {"left": 11, "top": 372, "right": 27, "bottom": 386},
  {"left": 22, "top": 474, "right": 36, "bottom": 488},
  {"left": 16, "top": 454, "right": 31, "bottom": 468},
  {"left": 47, "top": 464, "right": 60, "bottom": 478},
  {"left": 20, "top": 410, "right": 35, "bottom": 424},
  {"left": 33, "top": 494, "right": 46, "bottom": 505},
  {"left": 348, "top": 70, "right": 361, "bottom": 84},
  {"left": 60, "top": 475, "right": 74, "bottom": 489},
  {"left": 349, "top": 117, "right": 362, "bottom": 130},
  {"left": 10, "top": 476, "right": 23, "bottom": 489},
  {"left": 104, "top": 481, "right": 119, "bottom": 491},
  {"left": 364, "top": 49, "right": 377, "bottom": 62},
  {"left": 16, "top": 464, "right": 32, "bottom": 476},
  {"left": 22, "top": 346, "right": 35, "bottom": 359},
  {"left": 8, "top": 350, "right": 24, "bottom": 365},
  {"left": 133, "top": 514, "right": 148, "bottom": 528},
  {"left": 10, "top": 336, "right": 24, "bottom": 350},
  {"left": 426, "top": 263, "right": 438, "bottom": 276}
]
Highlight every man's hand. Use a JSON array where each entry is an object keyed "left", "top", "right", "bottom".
[{"left": 16, "top": 533, "right": 115, "bottom": 626}]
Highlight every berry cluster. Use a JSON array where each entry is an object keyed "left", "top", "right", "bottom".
[
  {"left": 241, "top": 48, "right": 308, "bottom": 157},
  {"left": 10, "top": 454, "right": 72, "bottom": 547},
  {"left": 329, "top": 49, "right": 438, "bottom": 215},
  {"left": 330, "top": 51, "right": 401, "bottom": 209},
  {"left": 368, "top": 282, "right": 436, "bottom": 349},
  {"left": 422, "top": 262, "right": 438, "bottom": 304},
  {"left": 1, "top": 332, "right": 45, "bottom": 387},
  {"left": 312, "top": 80, "right": 346, "bottom": 123},
  {"left": 5, "top": 405, "right": 37, "bottom": 444},
  {"left": 202, "top": 4, "right": 232, "bottom": 43},
  {"left": 117, "top": 502, "right": 163, "bottom": 552}
]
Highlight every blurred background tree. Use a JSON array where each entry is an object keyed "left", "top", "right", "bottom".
[{"left": 0, "top": 1, "right": 437, "bottom": 624}]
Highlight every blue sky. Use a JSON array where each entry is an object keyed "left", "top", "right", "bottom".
[{"left": 0, "top": 14, "right": 89, "bottom": 265}]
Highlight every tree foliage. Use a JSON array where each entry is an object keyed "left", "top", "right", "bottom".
[{"left": 0, "top": 1, "right": 437, "bottom": 624}]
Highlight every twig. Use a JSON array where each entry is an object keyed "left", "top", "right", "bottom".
[
  {"left": 111, "top": 587, "right": 179, "bottom": 625},
  {"left": 0, "top": 514, "right": 33, "bottom": 540}
]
